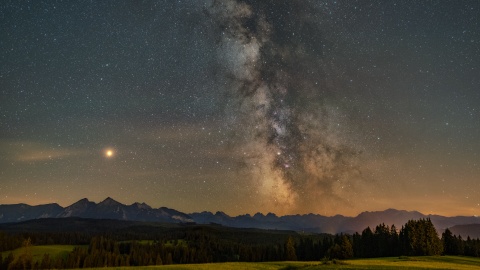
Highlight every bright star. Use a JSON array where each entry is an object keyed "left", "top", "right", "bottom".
[{"left": 105, "top": 149, "right": 115, "bottom": 158}]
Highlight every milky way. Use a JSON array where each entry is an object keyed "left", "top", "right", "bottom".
[{"left": 209, "top": 0, "right": 366, "bottom": 213}]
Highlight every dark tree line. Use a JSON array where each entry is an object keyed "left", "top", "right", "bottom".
[
  {"left": 351, "top": 218, "right": 442, "bottom": 258},
  {"left": 0, "top": 232, "right": 23, "bottom": 253},
  {"left": 1, "top": 218, "right": 480, "bottom": 269},
  {"left": 442, "top": 228, "right": 480, "bottom": 257}
]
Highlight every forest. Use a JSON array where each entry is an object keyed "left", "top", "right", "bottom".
[{"left": 0, "top": 218, "right": 479, "bottom": 269}]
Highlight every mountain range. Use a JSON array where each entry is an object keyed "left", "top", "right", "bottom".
[
  {"left": 1, "top": 197, "right": 479, "bottom": 238},
  {"left": 0, "top": 197, "right": 192, "bottom": 224}
]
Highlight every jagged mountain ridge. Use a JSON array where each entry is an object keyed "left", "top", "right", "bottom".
[
  {"left": 0, "top": 197, "right": 192, "bottom": 224},
  {"left": 1, "top": 198, "right": 479, "bottom": 237},
  {"left": 0, "top": 203, "right": 64, "bottom": 223}
]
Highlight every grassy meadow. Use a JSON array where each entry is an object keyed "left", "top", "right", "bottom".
[
  {"left": 77, "top": 256, "right": 480, "bottom": 270},
  {"left": 1, "top": 245, "right": 80, "bottom": 263},
  {"left": 3, "top": 245, "right": 480, "bottom": 269}
]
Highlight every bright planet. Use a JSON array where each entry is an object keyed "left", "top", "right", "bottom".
[{"left": 105, "top": 150, "right": 114, "bottom": 158}]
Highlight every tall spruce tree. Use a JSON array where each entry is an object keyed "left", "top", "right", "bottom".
[
  {"left": 285, "top": 236, "right": 297, "bottom": 261},
  {"left": 399, "top": 218, "right": 442, "bottom": 256}
]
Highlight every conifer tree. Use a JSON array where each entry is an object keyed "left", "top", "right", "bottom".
[{"left": 285, "top": 236, "right": 297, "bottom": 261}]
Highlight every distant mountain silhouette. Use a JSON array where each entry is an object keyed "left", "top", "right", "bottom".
[
  {"left": 1, "top": 198, "right": 479, "bottom": 237},
  {"left": 0, "top": 197, "right": 192, "bottom": 224},
  {"left": 58, "top": 198, "right": 96, "bottom": 218},
  {"left": 0, "top": 203, "right": 63, "bottom": 223},
  {"left": 448, "top": 224, "right": 480, "bottom": 239}
]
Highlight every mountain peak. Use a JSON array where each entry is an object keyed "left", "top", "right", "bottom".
[
  {"left": 59, "top": 198, "right": 95, "bottom": 218},
  {"left": 99, "top": 197, "right": 122, "bottom": 206},
  {"left": 75, "top": 198, "right": 91, "bottom": 204},
  {"left": 131, "top": 202, "right": 152, "bottom": 210},
  {"left": 266, "top": 212, "right": 278, "bottom": 218},
  {"left": 253, "top": 212, "right": 265, "bottom": 218},
  {"left": 66, "top": 198, "right": 93, "bottom": 209},
  {"left": 215, "top": 211, "right": 229, "bottom": 218}
]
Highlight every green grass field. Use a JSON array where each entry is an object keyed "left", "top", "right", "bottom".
[
  {"left": 1, "top": 245, "right": 81, "bottom": 263},
  {"left": 2, "top": 247, "right": 480, "bottom": 269},
  {"left": 79, "top": 256, "right": 480, "bottom": 270}
]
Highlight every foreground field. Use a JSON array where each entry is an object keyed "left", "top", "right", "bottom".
[
  {"left": 1, "top": 245, "right": 78, "bottom": 263},
  {"left": 83, "top": 256, "right": 480, "bottom": 270},
  {"left": 2, "top": 246, "right": 479, "bottom": 269}
]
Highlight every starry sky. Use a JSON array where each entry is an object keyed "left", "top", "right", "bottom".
[{"left": 1, "top": 0, "right": 479, "bottom": 217}]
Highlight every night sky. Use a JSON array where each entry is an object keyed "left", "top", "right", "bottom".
[{"left": 1, "top": 0, "right": 479, "bottom": 217}]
